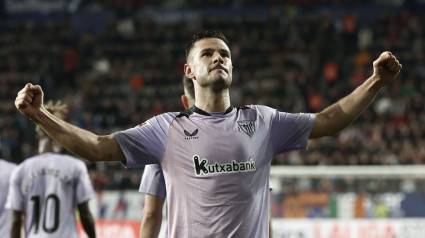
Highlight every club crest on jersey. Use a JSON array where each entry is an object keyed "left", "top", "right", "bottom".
[
  {"left": 238, "top": 120, "right": 255, "bottom": 137},
  {"left": 193, "top": 155, "right": 256, "bottom": 176},
  {"left": 184, "top": 129, "right": 199, "bottom": 140}
]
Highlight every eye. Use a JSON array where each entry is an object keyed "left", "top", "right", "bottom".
[{"left": 202, "top": 52, "right": 212, "bottom": 57}]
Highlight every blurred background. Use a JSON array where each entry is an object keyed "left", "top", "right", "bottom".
[{"left": 1, "top": 0, "right": 425, "bottom": 237}]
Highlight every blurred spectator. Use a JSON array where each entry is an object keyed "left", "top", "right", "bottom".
[{"left": 1, "top": 2, "right": 425, "bottom": 189}]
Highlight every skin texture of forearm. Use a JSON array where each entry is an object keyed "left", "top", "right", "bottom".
[
  {"left": 35, "top": 108, "right": 123, "bottom": 162},
  {"left": 140, "top": 195, "right": 165, "bottom": 238},
  {"left": 78, "top": 202, "right": 97, "bottom": 238},
  {"left": 139, "top": 215, "right": 162, "bottom": 238},
  {"left": 80, "top": 215, "right": 96, "bottom": 238},
  {"left": 269, "top": 207, "right": 273, "bottom": 238},
  {"left": 10, "top": 211, "right": 22, "bottom": 238},
  {"left": 310, "top": 75, "right": 382, "bottom": 139}
]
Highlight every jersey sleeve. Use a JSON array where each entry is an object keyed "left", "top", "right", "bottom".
[
  {"left": 74, "top": 160, "right": 95, "bottom": 205},
  {"left": 256, "top": 105, "right": 315, "bottom": 154},
  {"left": 139, "top": 164, "right": 166, "bottom": 198},
  {"left": 5, "top": 167, "right": 24, "bottom": 211},
  {"left": 113, "top": 113, "right": 177, "bottom": 168}
]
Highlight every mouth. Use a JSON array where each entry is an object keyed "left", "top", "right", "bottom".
[{"left": 209, "top": 65, "right": 228, "bottom": 73}]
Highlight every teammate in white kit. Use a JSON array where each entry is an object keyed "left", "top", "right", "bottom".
[
  {"left": 15, "top": 30, "right": 402, "bottom": 237},
  {"left": 6, "top": 101, "right": 96, "bottom": 238},
  {"left": 0, "top": 159, "right": 17, "bottom": 238}
]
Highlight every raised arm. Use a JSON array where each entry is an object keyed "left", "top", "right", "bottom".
[
  {"left": 309, "top": 51, "right": 402, "bottom": 139},
  {"left": 15, "top": 83, "right": 125, "bottom": 162}
]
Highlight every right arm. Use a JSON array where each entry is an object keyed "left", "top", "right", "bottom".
[
  {"left": 78, "top": 201, "right": 96, "bottom": 238},
  {"left": 140, "top": 194, "right": 165, "bottom": 238},
  {"left": 15, "top": 83, "right": 124, "bottom": 162},
  {"left": 10, "top": 210, "right": 23, "bottom": 238}
]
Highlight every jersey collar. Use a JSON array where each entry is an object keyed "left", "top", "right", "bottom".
[{"left": 190, "top": 105, "right": 234, "bottom": 116}]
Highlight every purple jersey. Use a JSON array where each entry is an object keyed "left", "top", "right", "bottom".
[
  {"left": 5, "top": 153, "right": 95, "bottom": 238},
  {"left": 139, "top": 166, "right": 272, "bottom": 196},
  {"left": 0, "top": 159, "right": 17, "bottom": 238},
  {"left": 139, "top": 165, "right": 271, "bottom": 238},
  {"left": 114, "top": 105, "right": 315, "bottom": 237}
]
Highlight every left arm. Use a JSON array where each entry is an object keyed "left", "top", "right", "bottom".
[
  {"left": 269, "top": 196, "right": 273, "bottom": 238},
  {"left": 310, "top": 51, "right": 402, "bottom": 139},
  {"left": 139, "top": 194, "right": 165, "bottom": 238},
  {"left": 78, "top": 201, "right": 96, "bottom": 238},
  {"left": 10, "top": 210, "right": 23, "bottom": 238}
]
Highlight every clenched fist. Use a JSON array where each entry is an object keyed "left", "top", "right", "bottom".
[
  {"left": 373, "top": 51, "right": 403, "bottom": 87},
  {"left": 15, "top": 83, "right": 45, "bottom": 122}
]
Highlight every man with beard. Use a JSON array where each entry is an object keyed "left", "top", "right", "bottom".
[{"left": 15, "top": 30, "right": 402, "bottom": 237}]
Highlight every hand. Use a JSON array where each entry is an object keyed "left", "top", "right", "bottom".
[
  {"left": 15, "top": 83, "right": 45, "bottom": 122},
  {"left": 372, "top": 51, "right": 402, "bottom": 87}
]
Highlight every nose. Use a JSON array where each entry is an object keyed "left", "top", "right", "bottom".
[{"left": 213, "top": 52, "right": 224, "bottom": 64}]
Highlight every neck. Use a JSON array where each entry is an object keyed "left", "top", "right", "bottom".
[
  {"left": 38, "top": 137, "right": 60, "bottom": 154},
  {"left": 194, "top": 88, "right": 231, "bottom": 112}
]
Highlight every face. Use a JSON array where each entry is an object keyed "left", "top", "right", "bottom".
[{"left": 185, "top": 38, "right": 233, "bottom": 91}]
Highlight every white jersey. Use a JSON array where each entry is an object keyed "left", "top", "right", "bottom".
[
  {"left": 139, "top": 164, "right": 166, "bottom": 198},
  {"left": 0, "top": 159, "right": 17, "bottom": 238},
  {"left": 5, "top": 153, "right": 95, "bottom": 238},
  {"left": 115, "top": 105, "right": 314, "bottom": 237}
]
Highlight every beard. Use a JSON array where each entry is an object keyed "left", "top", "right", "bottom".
[
  {"left": 197, "top": 70, "right": 232, "bottom": 92},
  {"left": 211, "top": 74, "right": 232, "bottom": 92}
]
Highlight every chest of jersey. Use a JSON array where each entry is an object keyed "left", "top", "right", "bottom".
[
  {"left": 161, "top": 109, "right": 273, "bottom": 198},
  {"left": 172, "top": 111, "right": 270, "bottom": 165}
]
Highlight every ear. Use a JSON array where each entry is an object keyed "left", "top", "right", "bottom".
[
  {"left": 184, "top": 63, "right": 195, "bottom": 79},
  {"left": 181, "top": 95, "right": 190, "bottom": 109}
]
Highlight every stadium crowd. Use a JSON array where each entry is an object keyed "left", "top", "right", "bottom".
[{"left": 1, "top": 2, "right": 424, "bottom": 190}]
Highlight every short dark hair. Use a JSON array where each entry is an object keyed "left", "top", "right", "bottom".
[
  {"left": 185, "top": 30, "right": 229, "bottom": 61},
  {"left": 182, "top": 75, "right": 195, "bottom": 99}
]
